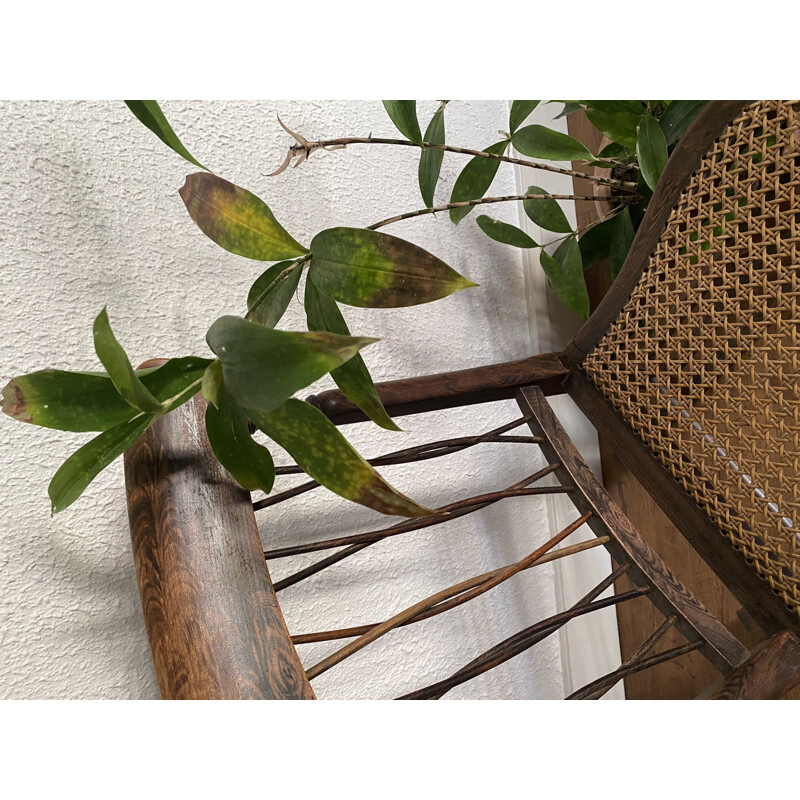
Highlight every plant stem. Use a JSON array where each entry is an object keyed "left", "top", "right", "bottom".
[
  {"left": 541, "top": 204, "right": 626, "bottom": 250},
  {"left": 280, "top": 136, "right": 638, "bottom": 191},
  {"left": 367, "top": 192, "right": 631, "bottom": 231}
]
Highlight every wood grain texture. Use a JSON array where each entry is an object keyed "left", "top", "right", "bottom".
[
  {"left": 518, "top": 385, "right": 749, "bottom": 673},
  {"left": 124, "top": 362, "right": 314, "bottom": 700},
  {"left": 703, "top": 631, "right": 800, "bottom": 699},
  {"left": 307, "top": 353, "right": 567, "bottom": 424},
  {"left": 562, "top": 101, "right": 749, "bottom": 368}
]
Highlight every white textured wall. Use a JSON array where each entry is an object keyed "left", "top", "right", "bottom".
[{"left": 0, "top": 100, "right": 564, "bottom": 699}]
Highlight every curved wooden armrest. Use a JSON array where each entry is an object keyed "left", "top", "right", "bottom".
[
  {"left": 124, "top": 368, "right": 314, "bottom": 700},
  {"left": 308, "top": 353, "right": 568, "bottom": 425}
]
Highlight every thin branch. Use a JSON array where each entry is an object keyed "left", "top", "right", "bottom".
[
  {"left": 264, "top": 480, "right": 571, "bottom": 560},
  {"left": 269, "top": 461, "right": 561, "bottom": 592},
  {"left": 255, "top": 435, "right": 539, "bottom": 511},
  {"left": 270, "top": 416, "right": 532, "bottom": 477},
  {"left": 367, "top": 191, "right": 631, "bottom": 231},
  {"left": 291, "top": 536, "right": 611, "bottom": 645},
  {"left": 566, "top": 615, "right": 678, "bottom": 700},
  {"left": 398, "top": 565, "right": 642, "bottom": 700},
  {"left": 304, "top": 512, "right": 592, "bottom": 680},
  {"left": 268, "top": 133, "right": 638, "bottom": 191},
  {"left": 564, "top": 641, "right": 704, "bottom": 700}
]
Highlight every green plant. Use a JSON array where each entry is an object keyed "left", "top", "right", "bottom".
[{"left": 1, "top": 100, "right": 706, "bottom": 516}]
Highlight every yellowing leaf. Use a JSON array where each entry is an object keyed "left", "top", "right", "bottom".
[
  {"left": 180, "top": 173, "right": 309, "bottom": 261},
  {"left": 309, "top": 227, "right": 476, "bottom": 308},
  {"left": 252, "top": 399, "right": 432, "bottom": 517}
]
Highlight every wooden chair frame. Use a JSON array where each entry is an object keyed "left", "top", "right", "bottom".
[{"left": 124, "top": 101, "right": 800, "bottom": 699}]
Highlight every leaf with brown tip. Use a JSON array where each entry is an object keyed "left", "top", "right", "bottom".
[
  {"left": 308, "top": 227, "right": 476, "bottom": 308},
  {"left": 180, "top": 173, "right": 309, "bottom": 261}
]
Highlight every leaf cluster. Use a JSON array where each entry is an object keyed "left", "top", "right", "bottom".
[{"left": 1, "top": 98, "right": 706, "bottom": 518}]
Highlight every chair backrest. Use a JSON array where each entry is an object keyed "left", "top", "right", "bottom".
[{"left": 564, "top": 101, "right": 800, "bottom": 632}]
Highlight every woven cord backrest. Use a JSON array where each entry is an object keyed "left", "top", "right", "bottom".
[{"left": 583, "top": 101, "right": 800, "bottom": 618}]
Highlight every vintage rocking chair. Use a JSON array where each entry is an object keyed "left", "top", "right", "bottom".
[{"left": 124, "top": 100, "right": 800, "bottom": 699}]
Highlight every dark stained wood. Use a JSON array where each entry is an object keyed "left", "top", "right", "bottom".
[
  {"left": 124, "top": 362, "right": 314, "bottom": 700},
  {"left": 562, "top": 101, "right": 749, "bottom": 368},
  {"left": 518, "top": 385, "right": 750, "bottom": 673},
  {"left": 566, "top": 369, "right": 800, "bottom": 638},
  {"left": 595, "top": 443, "right": 771, "bottom": 698},
  {"left": 566, "top": 641, "right": 704, "bottom": 701},
  {"left": 702, "top": 631, "right": 800, "bottom": 700},
  {"left": 568, "top": 615, "right": 678, "bottom": 700},
  {"left": 307, "top": 353, "right": 568, "bottom": 424},
  {"left": 399, "top": 566, "right": 638, "bottom": 700}
]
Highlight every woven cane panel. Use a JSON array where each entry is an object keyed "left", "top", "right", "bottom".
[{"left": 583, "top": 101, "right": 800, "bottom": 616}]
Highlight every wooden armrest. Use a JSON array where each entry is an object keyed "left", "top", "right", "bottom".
[
  {"left": 124, "top": 370, "right": 314, "bottom": 700},
  {"left": 308, "top": 353, "right": 568, "bottom": 425}
]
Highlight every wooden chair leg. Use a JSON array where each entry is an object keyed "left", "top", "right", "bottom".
[{"left": 699, "top": 631, "right": 800, "bottom": 700}]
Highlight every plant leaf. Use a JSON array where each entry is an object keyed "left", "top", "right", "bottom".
[
  {"left": 509, "top": 101, "right": 540, "bottom": 134},
  {"left": 636, "top": 114, "right": 669, "bottom": 192},
  {"left": 418, "top": 105, "right": 446, "bottom": 208},
  {"left": 206, "top": 315, "right": 376, "bottom": 412},
  {"left": 383, "top": 101, "right": 423, "bottom": 146},
  {"left": 585, "top": 109, "right": 643, "bottom": 149},
  {"left": 659, "top": 100, "right": 707, "bottom": 147},
  {"left": 201, "top": 360, "right": 224, "bottom": 408},
  {"left": 610, "top": 206, "right": 636, "bottom": 279},
  {"left": 449, "top": 140, "right": 508, "bottom": 224},
  {"left": 578, "top": 216, "right": 617, "bottom": 269},
  {"left": 251, "top": 399, "right": 432, "bottom": 517},
  {"left": 246, "top": 260, "right": 304, "bottom": 328},
  {"left": 554, "top": 102, "right": 585, "bottom": 120},
  {"left": 522, "top": 186, "right": 573, "bottom": 234},
  {"left": 512, "top": 125, "right": 594, "bottom": 162},
  {"left": 124, "top": 100, "right": 207, "bottom": 170},
  {"left": 596, "top": 142, "right": 631, "bottom": 161},
  {"left": 304, "top": 279, "right": 399, "bottom": 431},
  {"left": 179, "top": 173, "right": 309, "bottom": 261},
  {"left": 1, "top": 356, "right": 210, "bottom": 432},
  {"left": 205, "top": 386, "right": 275, "bottom": 494},
  {"left": 540, "top": 238, "right": 589, "bottom": 319},
  {"left": 93, "top": 308, "right": 162, "bottom": 413},
  {"left": 476, "top": 215, "right": 538, "bottom": 248},
  {"left": 583, "top": 100, "right": 646, "bottom": 116},
  {"left": 48, "top": 413, "right": 155, "bottom": 513},
  {"left": 309, "top": 227, "right": 476, "bottom": 308}
]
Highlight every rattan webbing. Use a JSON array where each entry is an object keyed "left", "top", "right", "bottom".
[{"left": 584, "top": 101, "right": 800, "bottom": 616}]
